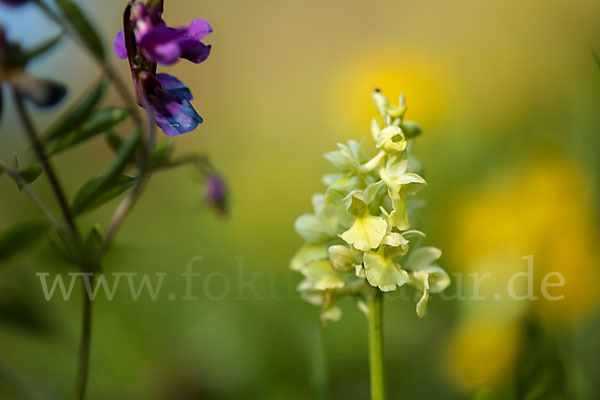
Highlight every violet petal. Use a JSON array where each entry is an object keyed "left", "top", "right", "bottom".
[
  {"left": 113, "top": 30, "right": 128, "bottom": 59},
  {"left": 152, "top": 89, "right": 203, "bottom": 136},
  {"left": 185, "top": 19, "right": 213, "bottom": 40},
  {"left": 180, "top": 41, "right": 211, "bottom": 64},
  {"left": 155, "top": 73, "right": 193, "bottom": 100},
  {"left": 139, "top": 26, "right": 186, "bottom": 64}
]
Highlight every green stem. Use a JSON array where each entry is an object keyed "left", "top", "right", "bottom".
[
  {"left": 368, "top": 289, "right": 386, "bottom": 400},
  {"left": 11, "top": 89, "right": 80, "bottom": 241},
  {"left": 0, "top": 158, "right": 63, "bottom": 231},
  {"left": 12, "top": 89, "right": 94, "bottom": 400},
  {"left": 73, "top": 274, "right": 93, "bottom": 400}
]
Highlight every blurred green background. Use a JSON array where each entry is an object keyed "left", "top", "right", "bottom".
[{"left": 2, "top": 0, "right": 600, "bottom": 398}]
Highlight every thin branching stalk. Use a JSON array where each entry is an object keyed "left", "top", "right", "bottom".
[
  {"left": 12, "top": 88, "right": 93, "bottom": 400},
  {"left": 11, "top": 89, "right": 80, "bottom": 240},
  {"left": 0, "top": 158, "right": 63, "bottom": 231},
  {"left": 100, "top": 104, "right": 156, "bottom": 255},
  {"left": 368, "top": 289, "right": 386, "bottom": 400}
]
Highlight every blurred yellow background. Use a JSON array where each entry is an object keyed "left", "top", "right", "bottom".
[{"left": 1, "top": 0, "right": 600, "bottom": 398}]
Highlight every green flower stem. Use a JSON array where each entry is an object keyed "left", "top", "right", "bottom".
[
  {"left": 368, "top": 289, "right": 386, "bottom": 400},
  {"left": 100, "top": 104, "right": 156, "bottom": 256},
  {"left": 150, "top": 154, "right": 211, "bottom": 173},
  {"left": 74, "top": 275, "right": 93, "bottom": 400}
]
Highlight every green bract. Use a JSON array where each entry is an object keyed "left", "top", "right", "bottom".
[{"left": 291, "top": 90, "right": 450, "bottom": 321}]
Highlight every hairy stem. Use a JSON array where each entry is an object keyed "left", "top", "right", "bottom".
[
  {"left": 368, "top": 289, "right": 386, "bottom": 400},
  {"left": 11, "top": 90, "right": 80, "bottom": 240}
]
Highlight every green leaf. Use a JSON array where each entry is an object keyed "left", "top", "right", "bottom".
[
  {"left": 18, "top": 32, "right": 64, "bottom": 65},
  {"left": 43, "top": 78, "right": 108, "bottom": 141},
  {"left": 150, "top": 140, "right": 175, "bottom": 168},
  {"left": 54, "top": 0, "right": 105, "bottom": 60},
  {"left": 99, "top": 126, "right": 143, "bottom": 180},
  {"left": 104, "top": 129, "right": 124, "bottom": 153},
  {"left": 16, "top": 165, "right": 43, "bottom": 189},
  {"left": 46, "top": 107, "right": 131, "bottom": 156},
  {"left": 72, "top": 174, "right": 136, "bottom": 216},
  {"left": 71, "top": 126, "right": 142, "bottom": 216},
  {"left": 83, "top": 225, "right": 103, "bottom": 269},
  {"left": 592, "top": 48, "right": 600, "bottom": 70},
  {"left": 0, "top": 222, "right": 48, "bottom": 263}
]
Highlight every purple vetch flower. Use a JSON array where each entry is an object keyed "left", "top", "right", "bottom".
[
  {"left": 113, "top": 3, "right": 212, "bottom": 65},
  {"left": 0, "top": 0, "right": 29, "bottom": 7},
  {"left": 0, "top": 26, "right": 66, "bottom": 117},
  {"left": 139, "top": 72, "right": 202, "bottom": 136},
  {"left": 204, "top": 171, "right": 228, "bottom": 217},
  {"left": 114, "top": 1, "right": 211, "bottom": 136}
]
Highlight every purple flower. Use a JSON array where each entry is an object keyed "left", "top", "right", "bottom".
[
  {"left": 114, "top": 2, "right": 211, "bottom": 136},
  {"left": 204, "top": 172, "right": 228, "bottom": 216},
  {"left": 114, "top": 3, "right": 212, "bottom": 65},
  {"left": 0, "top": 26, "right": 66, "bottom": 113},
  {"left": 0, "top": 0, "right": 29, "bottom": 7},
  {"left": 139, "top": 72, "right": 203, "bottom": 136}
]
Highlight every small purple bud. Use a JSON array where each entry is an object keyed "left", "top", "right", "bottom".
[
  {"left": 0, "top": 26, "right": 6, "bottom": 54},
  {"left": 12, "top": 73, "right": 67, "bottom": 108},
  {"left": 138, "top": 70, "right": 162, "bottom": 94},
  {"left": 0, "top": 0, "right": 29, "bottom": 7},
  {"left": 204, "top": 172, "right": 228, "bottom": 217}
]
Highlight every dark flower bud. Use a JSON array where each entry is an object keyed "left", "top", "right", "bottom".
[
  {"left": 204, "top": 172, "right": 228, "bottom": 217},
  {"left": 138, "top": 71, "right": 162, "bottom": 95},
  {"left": 11, "top": 72, "right": 67, "bottom": 107},
  {"left": 0, "top": 26, "right": 5, "bottom": 52},
  {"left": 0, "top": 0, "right": 29, "bottom": 7}
]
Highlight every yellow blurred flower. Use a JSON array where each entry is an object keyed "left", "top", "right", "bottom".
[
  {"left": 330, "top": 45, "right": 451, "bottom": 137},
  {"left": 452, "top": 156, "right": 600, "bottom": 324},
  {"left": 445, "top": 318, "right": 520, "bottom": 390},
  {"left": 445, "top": 155, "right": 599, "bottom": 391}
]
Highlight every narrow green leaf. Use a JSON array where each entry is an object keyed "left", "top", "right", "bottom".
[
  {"left": 43, "top": 78, "right": 108, "bottom": 141},
  {"left": 99, "top": 125, "right": 143, "bottom": 179},
  {"left": 71, "top": 127, "right": 142, "bottom": 216},
  {"left": 0, "top": 222, "right": 48, "bottom": 263},
  {"left": 47, "top": 107, "right": 131, "bottom": 156},
  {"left": 54, "top": 0, "right": 105, "bottom": 60},
  {"left": 105, "top": 129, "right": 125, "bottom": 153},
  {"left": 83, "top": 225, "right": 103, "bottom": 268},
  {"left": 0, "top": 296, "right": 53, "bottom": 334},
  {"left": 16, "top": 165, "right": 43, "bottom": 189},
  {"left": 19, "top": 32, "right": 64, "bottom": 65},
  {"left": 592, "top": 48, "right": 600, "bottom": 70},
  {"left": 72, "top": 174, "right": 137, "bottom": 216}
]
